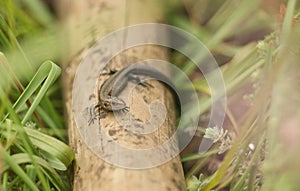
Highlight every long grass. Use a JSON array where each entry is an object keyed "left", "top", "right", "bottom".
[
  {"left": 0, "top": 0, "right": 74, "bottom": 190},
  {"left": 169, "top": 0, "right": 300, "bottom": 190},
  {"left": 1, "top": 0, "right": 300, "bottom": 190}
]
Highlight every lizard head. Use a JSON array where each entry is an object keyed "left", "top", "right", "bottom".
[{"left": 101, "top": 96, "right": 127, "bottom": 111}]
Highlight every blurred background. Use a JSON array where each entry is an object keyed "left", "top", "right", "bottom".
[{"left": 0, "top": 0, "right": 300, "bottom": 190}]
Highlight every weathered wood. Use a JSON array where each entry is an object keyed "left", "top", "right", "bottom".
[{"left": 58, "top": 1, "right": 186, "bottom": 190}]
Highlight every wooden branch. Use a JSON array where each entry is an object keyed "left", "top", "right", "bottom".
[{"left": 58, "top": 1, "right": 186, "bottom": 190}]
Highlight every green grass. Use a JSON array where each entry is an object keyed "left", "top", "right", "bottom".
[
  {"left": 0, "top": 52, "right": 74, "bottom": 190},
  {"left": 169, "top": 0, "right": 300, "bottom": 190},
  {"left": 0, "top": 0, "right": 73, "bottom": 190},
  {"left": 1, "top": 0, "right": 300, "bottom": 190}
]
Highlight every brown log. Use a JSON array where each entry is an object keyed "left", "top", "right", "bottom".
[{"left": 58, "top": 1, "right": 186, "bottom": 190}]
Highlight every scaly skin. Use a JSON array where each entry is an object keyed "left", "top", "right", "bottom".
[{"left": 89, "top": 64, "right": 179, "bottom": 124}]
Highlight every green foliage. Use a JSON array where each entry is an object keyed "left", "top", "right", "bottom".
[
  {"left": 0, "top": 1, "right": 74, "bottom": 190},
  {"left": 1, "top": 0, "right": 300, "bottom": 190},
  {"left": 186, "top": 174, "right": 210, "bottom": 191},
  {"left": 171, "top": 0, "right": 300, "bottom": 190},
  {"left": 0, "top": 56, "right": 74, "bottom": 190}
]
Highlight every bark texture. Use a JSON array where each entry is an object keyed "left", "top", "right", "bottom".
[{"left": 58, "top": 0, "right": 186, "bottom": 190}]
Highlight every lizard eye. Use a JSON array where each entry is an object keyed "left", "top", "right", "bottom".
[{"left": 103, "top": 101, "right": 111, "bottom": 107}]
